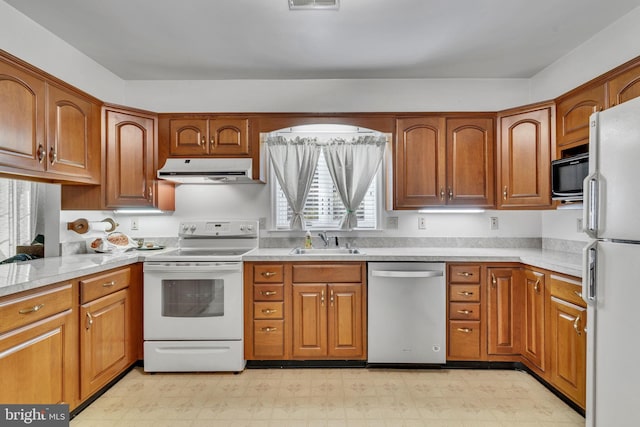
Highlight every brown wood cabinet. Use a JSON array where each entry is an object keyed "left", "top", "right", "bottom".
[
  {"left": 523, "top": 268, "right": 545, "bottom": 371},
  {"left": 556, "top": 84, "right": 605, "bottom": 156},
  {"left": 244, "top": 262, "right": 366, "bottom": 361},
  {"left": 607, "top": 63, "right": 640, "bottom": 107},
  {"left": 0, "top": 282, "right": 78, "bottom": 408},
  {"left": 163, "top": 116, "right": 250, "bottom": 157},
  {"left": 447, "top": 264, "right": 484, "bottom": 360},
  {"left": 548, "top": 274, "right": 586, "bottom": 408},
  {"left": 79, "top": 267, "right": 135, "bottom": 400},
  {"left": 61, "top": 105, "right": 175, "bottom": 211},
  {"left": 487, "top": 267, "right": 521, "bottom": 355},
  {"left": 394, "top": 115, "right": 494, "bottom": 209},
  {"left": 497, "top": 104, "right": 553, "bottom": 209},
  {"left": 0, "top": 54, "right": 99, "bottom": 183}
]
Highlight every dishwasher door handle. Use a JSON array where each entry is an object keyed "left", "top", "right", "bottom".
[{"left": 371, "top": 270, "right": 443, "bottom": 278}]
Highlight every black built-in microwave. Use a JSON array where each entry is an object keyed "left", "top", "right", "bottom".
[{"left": 551, "top": 153, "right": 589, "bottom": 201}]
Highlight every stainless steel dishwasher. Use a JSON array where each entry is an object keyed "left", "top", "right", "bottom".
[{"left": 367, "top": 262, "right": 446, "bottom": 364}]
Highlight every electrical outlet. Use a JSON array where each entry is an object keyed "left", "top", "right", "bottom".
[
  {"left": 386, "top": 216, "right": 399, "bottom": 229},
  {"left": 418, "top": 216, "right": 426, "bottom": 230},
  {"left": 577, "top": 218, "right": 583, "bottom": 232},
  {"left": 490, "top": 216, "right": 499, "bottom": 230},
  {"left": 130, "top": 218, "right": 139, "bottom": 230}
]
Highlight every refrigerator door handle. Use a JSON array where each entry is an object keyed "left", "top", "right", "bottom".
[
  {"left": 583, "top": 172, "right": 599, "bottom": 239},
  {"left": 582, "top": 241, "right": 598, "bottom": 305}
]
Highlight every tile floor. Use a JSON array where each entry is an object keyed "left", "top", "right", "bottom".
[{"left": 70, "top": 367, "right": 585, "bottom": 427}]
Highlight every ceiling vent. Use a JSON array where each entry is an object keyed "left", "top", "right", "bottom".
[{"left": 289, "top": 0, "right": 339, "bottom": 10}]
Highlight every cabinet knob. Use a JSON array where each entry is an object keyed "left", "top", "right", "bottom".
[
  {"left": 503, "top": 186, "right": 508, "bottom": 200},
  {"left": 448, "top": 187, "right": 453, "bottom": 200},
  {"left": 440, "top": 187, "right": 445, "bottom": 200},
  {"left": 37, "top": 144, "right": 45, "bottom": 163},
  {"left": 19, "top": 303, "right": 44, "bottom": 315},
  {"left": 49, "top": 147, "right": 57, "bottom": 165}
]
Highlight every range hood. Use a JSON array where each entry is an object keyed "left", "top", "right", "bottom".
[{"left": 157, "top": 158, "right": 255, "bottom": 184}]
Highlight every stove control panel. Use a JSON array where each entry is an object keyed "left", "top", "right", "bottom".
[{"left": 179, "top": 220, "right": 258, "bottom": 237}]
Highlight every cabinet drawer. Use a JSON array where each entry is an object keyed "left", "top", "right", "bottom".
[
  {"left": 449, "top": 284, "right": 481, "bottom": 302},
  {"left": 449, "top": 302, "right": 480, "bottom": 320},
  {"left": 254, "top": 302, "right": 284, "bottom": 320},
  {"left": 0, "top": 284, "right": 73, "bottom": 334},
  {"left": 292, "top": 264, "right": 362, "bottom": 283},
  {"left": 253, "top": 284, "right": 284, "bottom": 301},
  {"left": 253, "top": 320, "right": 285, "bottom": 357},
  {"left": 81, "top": 267, "right": 131, "bottom": 303},
  {"left": 253, "top": 265, "right": 284, "bottom": 283},
  {"left": 549, "top": 274, "right": 584, "bottom": 307},
  {"left": 449, "top": 265, "right": 481, "bottom": 283},
  {"left": 448, "top": 321, "right": 481, "bottom": 360}
]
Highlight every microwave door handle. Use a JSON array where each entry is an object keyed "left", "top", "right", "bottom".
[{"left": 583, "top": 172, "right": 599, "bottom": 238}]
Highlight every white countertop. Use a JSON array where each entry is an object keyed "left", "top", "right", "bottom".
[{"left": 0, "top": 246, "right": 583, "bottom": 298}]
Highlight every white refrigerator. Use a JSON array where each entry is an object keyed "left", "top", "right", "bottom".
[{"left": 583, "top": 96, "right": 640, "bottom": 426}]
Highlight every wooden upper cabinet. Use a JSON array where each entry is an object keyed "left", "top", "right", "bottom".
[
  {"left": 497, "top": 105, "right": 552, "bottom": 209},
  {"left": 166, "top": 117, "right": 249, "bottom": 157},
  {"left": 0, "top": 59, "right": 46, "bottom": 171},
  {"left": 446, "top": 117, "right": 495, "bottom": 207},
  {"left": 394, "top": 117, "right": 446, "bottom": 208},
  {"left": 46, "top": 84, "right": 100, "bottom": 183},
  {"left": 105, "top": 108, "right": 156, "bottom": 208},
  {"left": 607, "top": 64, "right": 640, "bottom": 107},
  {"left": 556, "top": 84, "right": 605, "bottom": 152}
]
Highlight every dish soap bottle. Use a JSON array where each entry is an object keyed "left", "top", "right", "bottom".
[{"left": 304, "top": 231, "right": 312, "bottom": 249}]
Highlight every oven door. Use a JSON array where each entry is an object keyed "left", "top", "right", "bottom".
[{"left": 143, "top": 262, "right": 243, "bottom": 341}]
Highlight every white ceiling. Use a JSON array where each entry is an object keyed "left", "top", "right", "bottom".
[{"left": 6, "top": 0, "right": 640, "bottom": 80}]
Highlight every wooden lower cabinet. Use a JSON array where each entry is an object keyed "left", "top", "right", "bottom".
[
  {"left": 447, "top": 264, "right": 484, "bottom": 360},
  {"left": 0, "top": 282, "right": 77, "bottom": 407},
  {"left": 487, "top": 267, "right": 522, "bottom": 355},
  {"left": 523, "top": 268, "right": 545, "bottom": 371},
  {"left": 548, "top": 274, "right": 587, "bottom": 408},
  {"left": 245, "top": 262, "right": 366, "bottom": 361},
  {"left": 79, "top": 267, "right": 135, "bottom": 400}
]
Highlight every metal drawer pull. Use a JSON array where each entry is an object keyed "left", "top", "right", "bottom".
[
  {"left": 261, "top": 327, "right": 277, "bottom": 333},
  {"left": 574, "top": 290, "right": 583, "bottom": 299},
  {"left": 261, "top": 309, "right": 277, "bottom": 315},
  {"left": 321, "top": 290, "right": 325, "bottom": 306},
  {"left": 457, "top": 291, "right": 474, "bottom": 296},
  {"left": 534, "top": 279, "right": 541, "bottom": 293},
  {"left": 457, "top": 272, "right": 473, "bottom": 277},
  {"left": 330, "top": 289, "right": 334, "bottom": 305},
  {"left": 260, "top": 290, "right": 277, "bottom": 296},
  {"left": 457, "top": 309, "right": 473, "bottom": 315},
  {"left": 86, "top": 312, "right": 93, "bottom": 329},
  {"left": 103, "top": 281, "right": 116, "bottom": 287},
  {"left": 573, "top": 316, "right": 582, "bottom": 336},
  {"left": 19, "top": 304, "right": 45, "bottom": 314},
  {"left": 491, "top": 273, "right": 497, "bottom": 287},
  {"left": 261, "top": 271, "right": 276, "bottom": 278},
  {"left": 457, "top": 327, "right": 473, "bottom": 333}
]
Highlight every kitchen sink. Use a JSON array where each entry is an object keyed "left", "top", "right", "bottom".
[{"left": 289, "top": 247, "right": 365, "bottom": 255}]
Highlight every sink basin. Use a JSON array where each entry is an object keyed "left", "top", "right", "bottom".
[{"left": 289, "top": 247, "right": 365, "bottom": 255}]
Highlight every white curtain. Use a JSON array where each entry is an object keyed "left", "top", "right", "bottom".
[
  {"left": 323, "top": 135, "right": 386, "bottom": 229},
  {"left": 266, "top": 136, "right": 321, "bottom": 230},
  {"left": 0, "top": 178, "right": 34, "bottom": 260}
]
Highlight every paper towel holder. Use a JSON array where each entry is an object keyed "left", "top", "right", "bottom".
[{"left": 67, "top": 218, "right": 118, "bottom": 234}]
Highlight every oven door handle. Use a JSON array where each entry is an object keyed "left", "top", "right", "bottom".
[{"left": 143, "top": 262, "right": 242, "bottom": 273}]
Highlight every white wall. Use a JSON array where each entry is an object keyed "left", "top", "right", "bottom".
[
  {"left": 541, "top": 208, "right": 588, "bottom": 242},
  {"left": 0, "top": 1, "right": 125, "bottom": 103}
]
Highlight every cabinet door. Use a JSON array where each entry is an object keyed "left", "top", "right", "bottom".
[
  {"left": 549, "top": 297, "right": 586, "bottom": 408},
  {"left": 168, "top": 119, "right": 208, "bottom": 156},
  {"left": 105, "top": 109, "right": 155, "bottom": 208},
  {"left": 608, "top": 64, "right": 640, "bottom": 107},
  {"left": 209, "top": 118, "right": 250, "bottom": 156},
  {"left": 292, "top": 284, "right": 327, "bottom": 358},
  {"left": 523, "top": 269, "right": 545, "bottom": 370},
  {"left": 80, "top": 288, "right": 131, "bottom": 400},
  {"left": 0, "top": 311, "right": 75, "bottom": 406},
  {"left": 487, "top": 268, "right": 521, "bottom": 355},
  {"left": 0, "top": 60, "right": 46, "bottom": 171},
  {"left": 446, "top": 117, "right": 495, "bottom": 207},
  {"left": 497, "top": 107, "right": 552, "bottom": 208},
  {"left": 556, "top": 84, "right": 605, "bottom": 151},
  {"left": 394, "top": 117, "right": 446, "bottom": 208},
  {"left": 46, "top": 84, "right": 99, "bottom": 182},
  {"left": 327, "top": 283, "right": 363, "bottom": 359}
]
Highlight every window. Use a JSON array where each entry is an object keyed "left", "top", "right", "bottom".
[
  {"left": 0, "top": 178, "right": 35, "bottom": 260},
  {"left": 272, "top": 147, "right": 381, "bottom": 231}
]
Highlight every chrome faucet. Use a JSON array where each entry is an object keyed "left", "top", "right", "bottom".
[{"left": 318, "top": 231, "right": 329, "bottom": 247}]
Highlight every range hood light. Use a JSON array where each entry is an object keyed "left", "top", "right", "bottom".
[{"left": 289, "top": 0, "right": 339, "bottom": 10}]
